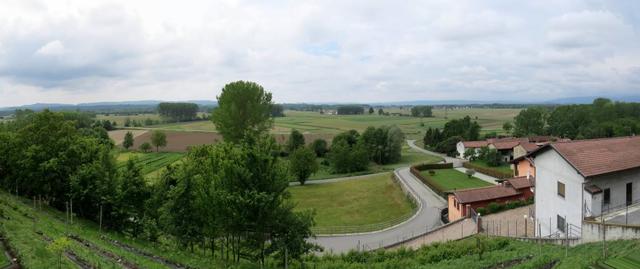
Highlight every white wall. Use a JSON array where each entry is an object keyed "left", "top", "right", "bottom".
[
  {"left": 588, "top": 168, "right": 640, "bottom": 213},
  {"left": 534, "top": 149, "right": 585, "bottom": 236},
  {"left": 456, "top": 142, "right": 465, "bottom": 159}
]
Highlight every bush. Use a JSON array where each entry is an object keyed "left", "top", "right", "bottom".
[
  {"left": 139, "top": 142, "right": 152, "bottom": 153},
  {"left": 465, "top": 169, "right": 476, "bottom": 178},
  {"left": 487, "top": 202, "right": 502, "bottom": 213},
  {"left": 429, "top": 170, "right": 436, "bottom": 176},
  {"left": 476, "top": 207, "right": 488, "bottom": 215},
  {"left": 414, "top": 163, "right": 453, "bottom": 170}
]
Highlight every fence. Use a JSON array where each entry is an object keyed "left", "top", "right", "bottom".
[{"left": 462, "top": 162, "right": 512, "bottom": 179}]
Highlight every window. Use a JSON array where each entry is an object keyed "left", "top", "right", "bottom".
[
  {"left": 557, "top": 181, "right": 565, "bottom": 198},
  {"left": 557, "top": 215, "right": 566, "bottom": 232},
  {"left": 604, "top": 188, "right": 610, "bottom": 205}
]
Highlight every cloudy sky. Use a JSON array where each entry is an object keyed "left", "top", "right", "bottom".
[{"left": 0, "top": 0, "right": 639, "bottom": 106}]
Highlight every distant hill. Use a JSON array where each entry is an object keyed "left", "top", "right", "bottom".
[
  {"left": 0, "top": 100, "right": 218, "bottom": 113},
  {"left": 543, "top": 96, "right": 640, "bottom": 104}
]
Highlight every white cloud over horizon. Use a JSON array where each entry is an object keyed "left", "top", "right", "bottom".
[{"left": 0, "top": 0, "right": 638, "bottom": 106}]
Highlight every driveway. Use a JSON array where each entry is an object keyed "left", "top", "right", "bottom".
[
  {"left": 407, "top": 140, "right": 466, "bottom": 168},
  {"left": 311, "top": 167, "right": 446, "bottom": 253}
]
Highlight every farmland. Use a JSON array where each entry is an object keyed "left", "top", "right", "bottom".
[
  {"left": 140, "top": 108, "right": 520, "bottom": 139},
  {"left": 289, "top": 173, "right": 415, "bottom": 233},
  {"left": 420, "top": 169, "right": 493, "bottom": 192},
  {"left": 116, "top": 152, "right": 184, "bottom": 181}
]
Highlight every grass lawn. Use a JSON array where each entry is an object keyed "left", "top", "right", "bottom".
[
  {"left": 420, "top": 169, "right": 492, "bottom": 192},
  {"left": 470, "top": 160, "right": 513, "bottom": 174},
  {"left": 116, "top": 151, "right": 185, "bottom": 182},
  {"left": 0, "top": 246, "right": 10, "bottom": 268},
  {"left": 289, "top": 173, "right": 415, "bottom": 233}
]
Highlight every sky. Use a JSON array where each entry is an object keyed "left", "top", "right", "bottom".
[{"left": 0, "top": 0, "right": 639, "bottom": 107}]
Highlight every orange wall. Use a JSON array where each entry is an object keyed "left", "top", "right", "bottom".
[
  {"left": 448, "top": 194, "right": 464, "bottom": 222},
  {"left": 516, "top": 159, "right": 535, "bottom": 178}
]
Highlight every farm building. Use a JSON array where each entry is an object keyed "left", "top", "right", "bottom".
[
  {"left": 447, "top": 176, "right": 534, "bottom": 222},
  {"left": 532, "top": 136, "right": 640, "bottom": 237}
]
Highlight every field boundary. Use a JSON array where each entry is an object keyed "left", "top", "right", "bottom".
[{"left": 409, "top": 166, "right": 448, "bottom": 199}]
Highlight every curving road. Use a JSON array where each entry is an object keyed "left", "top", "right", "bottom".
[
  {"left": 407, "top": 139, "right": 466, "bottom": 168},
  {"left": 311, "top": 145, "right": 448, "bottom": 253}
]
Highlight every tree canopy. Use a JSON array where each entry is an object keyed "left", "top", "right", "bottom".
[
  {"left": 411, "top": 106, "right": 433, "bottom": 117},
  {"left": 212, "top": 81, "right": 274, "bottom": 143},
  {"left": 158, "top": 102, "right": 199, "bottom": 122},
  {"left": 337, "top": 105, "right": 365, "bottom": 115}
]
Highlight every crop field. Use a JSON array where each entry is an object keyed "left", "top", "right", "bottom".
[
  {"left": 143, "top": 108, "right": 520, "bottom": 140},
  {"left": 289, "top": 173, "right": 415, "bottom": 233},
  {"left": 420, "top": 169, "right": 493, "bottom": 192},
  {"left": 96, "top": 113, "right": 161, "bottom": 126},
  {"left": 116, "top": 152, "right": 184, "bottom": 181}
]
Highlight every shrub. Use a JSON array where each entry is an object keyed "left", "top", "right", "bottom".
[
  {"left": 487, "top": 202, "right": 502, "bottom": 213},
  {"left": 139, "top": 142, "right": 152, "bottom": 153},
  {"left": 476, "top": 207, "right": 488, "bottom": 215},
  {"left": 429, "top": 170, "right": 436, "bottom": 176},
  {"left": 465, "top": 169, "right": 476, "bottom": 178}
]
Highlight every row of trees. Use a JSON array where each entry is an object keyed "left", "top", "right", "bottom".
[
  {"left": 157, "top": 102, "right": 199, "bottom": 122},
  {"left": 464, "top": 147, "right": 502, "bottom": 166},
  {"left": 513, "top": 98, "right": 640, "bottom": 139},
  {"left": 328, "top": 126, "right": 404, "bottom": 173},
  {"left": 410, "top": 105, "right": 433, "bottom": 117},
  {"left": 337, "top": 105, "right": 365, "bottom": 115},
  {"left": 423, "top": 116, "right": 481, "bottom": 156}
]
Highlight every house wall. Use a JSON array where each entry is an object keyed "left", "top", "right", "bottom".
[
  {"left": 534, "top": 149, "right": 585, "bottom": 236},
  {"left": 456, "top": 142, "right": 466, "bottom": 159},
  {"left": 513, "top": 145, "right": 528, "bottom": 160},
  {"left": 448, "top": 194, "right": 463, "bottom": 222},
  {"left": 515, "top": 159, "right": 535, "bottom": 178},
  {"left": 587, "top": 168, "right": 640, "bottom": 213}
]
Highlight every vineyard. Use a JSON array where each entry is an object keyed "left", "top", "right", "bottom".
[{"left": 116, "top": 152, "right": 184, "bottom": 180}]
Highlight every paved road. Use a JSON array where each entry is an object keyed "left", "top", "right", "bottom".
[
  {"left": 406, "top": 140, "right": 466, "bottom": 168},
  {"left": 312, "top": 167, "right": 446, "bottom": 253}
]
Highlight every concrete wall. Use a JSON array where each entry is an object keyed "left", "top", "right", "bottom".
[
  {"left": 581, "top": 221, "right": 640, "bottom": 243},
  {"left": 588, "top": 168, "right": 640, "bottom": 213},
  {"left": 535, "top": 149, "right": 585, "bottom": 236}
]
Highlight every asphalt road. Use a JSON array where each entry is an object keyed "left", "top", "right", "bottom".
[
  {"left": 311, "top": 166, "right": 447, "bottom": 253},
  {"left": 406, "top": 140, "right": 466, "bottom": 168}
]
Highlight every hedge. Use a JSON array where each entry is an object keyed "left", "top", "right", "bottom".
[
  {"left": 413, "top": 162, "right": 453, "bottom": 171},
  {"left": 409, "top": 166, "right": 448, "bottom": 199},
  {"left": 462, "top": 162, "right": 512, "bottom": 179},
  {"left": 475, "top": 197, "right": 534, "bottom": 216}
]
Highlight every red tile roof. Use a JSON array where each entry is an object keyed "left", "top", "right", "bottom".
[
  {"left": 491, "top": 141, "right": 521, "bottom": 150},
  {"left": 452, "top": 185, "right": 521, "bottom": 204},
  {"left": 462, "top": 141, "right": 489, "bottom": 148},
  {"left": 544, "top": 136, "right": 640, "bottom": 178},
  {"left": 506, "top": 176, "right": 535, "bottom": 189},
  {"left": 518, "top": 142, "right": 540, "bottom": 152}
]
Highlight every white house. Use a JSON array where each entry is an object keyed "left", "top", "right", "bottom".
[
  {"left": 456, "top": 141, "right": 488, "bottom": 159},
  {"left": 531, "top": 136, "right": 640, "bottom": 237}
]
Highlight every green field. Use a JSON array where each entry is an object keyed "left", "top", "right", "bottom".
[
  {"left": 289, "top": 173, "right": 415, "bottom": 233},
  {"left": 469, "top": 160, "right": 513, "bottom": 174},
  {"left": 420, "top": 169, "right": 493, "bottom": 191},
  {"left": 143, "top": 108, "right": 519, "bottom": 139},
  {"left": 116, "top": 152, "right": 184, "bottom": 181}
]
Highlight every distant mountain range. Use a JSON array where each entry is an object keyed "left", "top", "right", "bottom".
[{"left": 2, "top": 95, "right": 639, "bottom": 112}]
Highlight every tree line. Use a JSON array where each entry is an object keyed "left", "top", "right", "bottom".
[
  {"left": 423, "top": 116, "right": 481, "bottom": 156},
  {"left": 157, "top": 102, "right": 199, "bottom": 122},
  {"left": 512, "top": 98, "right": 640, "bottom": 139},
  {"left": 411, "top": 105, "right": 433, "bottom": 117}
]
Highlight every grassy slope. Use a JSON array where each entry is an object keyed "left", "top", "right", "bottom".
[
  {"left": 420, "top": 169, "right": 493, "bottom": 191},
  {"left": 143, "top": 108, "right": 519, "bottom": 140},
  {"left": 470, "top": 160, "right": 513, "bottom": 174},
  {"left": 1, "top": 190, "right": 638, "bottom": 268},
  {"left": 289, "top": 173, "right": 414, "bottom": 229}
]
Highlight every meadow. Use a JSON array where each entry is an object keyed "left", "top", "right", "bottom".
[
  {"left": 289, "top": 173, "right": 416, "bottom": 234},
  {"left": 116, "top": 152, "right": 185, "bottom": 181}
]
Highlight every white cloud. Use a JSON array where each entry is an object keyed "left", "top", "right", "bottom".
[
  {"left": 35, "top": 40, "right": 66, "bottom": 56},
  {"left": 0, "top": 0, "right": 638, "bottom": 106}
]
